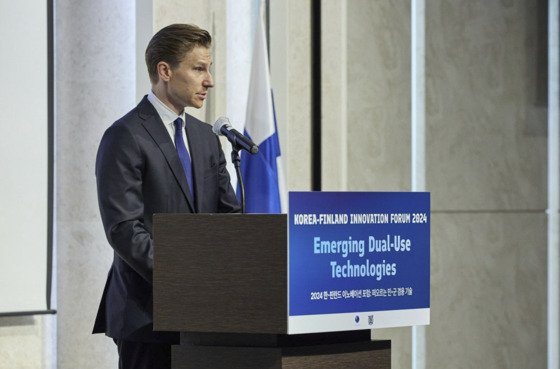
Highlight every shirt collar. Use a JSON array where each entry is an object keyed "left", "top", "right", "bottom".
[{"left": 147, "top": 90, "right": 186, "bottom": 127}]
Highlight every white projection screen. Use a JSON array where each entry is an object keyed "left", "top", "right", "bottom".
[{"left": 0, "top": 0, "right": 54, "bottom": 315}]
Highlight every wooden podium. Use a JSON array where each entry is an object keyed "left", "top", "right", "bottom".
[{"left": 153, "top": 213, "right": 391, "bottom": 369}]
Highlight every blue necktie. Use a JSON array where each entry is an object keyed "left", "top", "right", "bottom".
[{"left": 173, "top": 118, "right": 194, "bottom": 197}]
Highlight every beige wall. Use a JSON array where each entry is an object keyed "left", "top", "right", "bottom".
[
  {"left": 425, "top": 1, "right": 547, "bottom": 367},
  {"left": 54, "top": 1, "right": 136, "bottom": 368},
  {"left": 346, "top": 0, "right": 412, "bottom": 192},
  {"left": 323, "top": 0, "right": 548, "bottom": 368},
  {"left": 0, "top": 0, "right": 550, "bottom": 368}
]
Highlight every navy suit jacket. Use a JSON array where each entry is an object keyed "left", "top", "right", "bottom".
[{"left": 93, "top": 96, "right": 240, "bottom": 343}]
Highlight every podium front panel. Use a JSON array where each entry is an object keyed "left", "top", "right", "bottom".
[{"left": 153, "top": 213, "right": 288, "bottom": 334}]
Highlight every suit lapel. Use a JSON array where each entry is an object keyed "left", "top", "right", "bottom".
[
  {"left": 184, "top": 114, "right": 204, "bottom": 208},
  {"left": 137, "top": 97, "right": 195, "bottom": 212}
]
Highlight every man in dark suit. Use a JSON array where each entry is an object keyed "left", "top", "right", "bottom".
[{"left": 93, "top": 24, "right": 240, "bottom": 369}]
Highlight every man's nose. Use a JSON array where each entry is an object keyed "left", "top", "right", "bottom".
[{"left": 204, "top": 72, "right": 214, "bottom": 88}]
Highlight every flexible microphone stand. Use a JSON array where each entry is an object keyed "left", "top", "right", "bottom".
[{"left": 231, "top": 146, "right": 246, "bottom": 214}]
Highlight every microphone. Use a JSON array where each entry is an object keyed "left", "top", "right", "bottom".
[{"left": 213, "top": 116, "right": 259, "bottom": 155}]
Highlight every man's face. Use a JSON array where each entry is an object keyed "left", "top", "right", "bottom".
[{"left": 166, "top": 46, "right": 214, "bottom": 113}]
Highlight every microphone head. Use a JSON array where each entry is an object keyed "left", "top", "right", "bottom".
[
  {"left": 212, "top": 116, "right": 231, "bottom": 136},
  {"left": 249, "top": 145, "right": 259, "bottom": 155}
]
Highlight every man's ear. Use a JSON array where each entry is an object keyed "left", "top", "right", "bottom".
[{"left": 157, "top": 61, "right": 172, "bottom": 82}]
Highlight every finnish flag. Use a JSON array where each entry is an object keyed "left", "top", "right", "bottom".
[{"left": 240, "top": 9, "right": 283, "bottom": 213}]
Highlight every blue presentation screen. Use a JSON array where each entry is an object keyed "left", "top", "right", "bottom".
[{"left": 288, "top": 192, "right": 430, "bottom": 334}]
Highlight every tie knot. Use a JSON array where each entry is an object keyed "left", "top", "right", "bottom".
[{"left": 174, "top": 117, "right": 183, "bottom": 131}]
